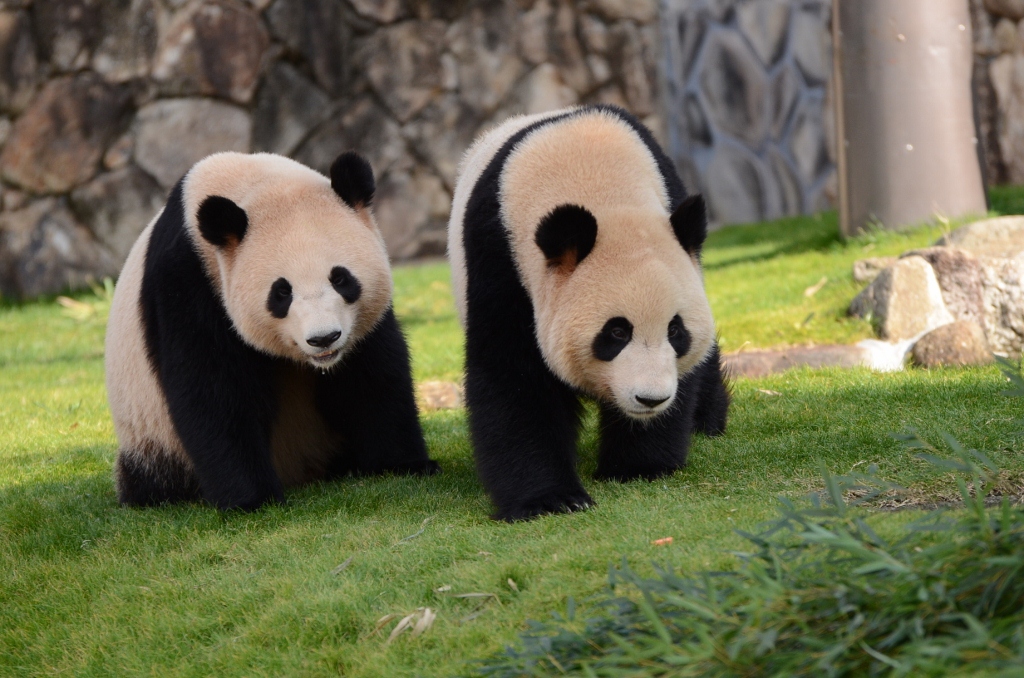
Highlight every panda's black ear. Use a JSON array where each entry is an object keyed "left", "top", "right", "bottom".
[
  {"left": 670, "top": 194, "right": 708, "bottom": 257},
  {"left": 197, "top": 195, "right": 248, "bottom": 248},
  {"left": 535, "top": 204, "right": 598, "bottom": 273},
  {"left": 330, "top": 151, "right": 375, "bottom": 210}
]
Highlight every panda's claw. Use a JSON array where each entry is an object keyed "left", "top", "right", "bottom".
[{"left": 494, "top": 491, "right": 595, "bottom": 522}]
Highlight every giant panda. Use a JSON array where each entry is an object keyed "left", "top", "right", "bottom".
[
  {"left": 448, "top": 105, "right": 729, "bottom": 521},
  {"left": 106, "top": 151, "right": 439, "bottom": 511}
]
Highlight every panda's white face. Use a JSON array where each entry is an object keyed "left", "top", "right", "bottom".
[
  {"left": 539, "top": 253, "right": 714, "bottom": 421},
  {"left": 224, "top": 208, "right": 392, "bottom": 370}
]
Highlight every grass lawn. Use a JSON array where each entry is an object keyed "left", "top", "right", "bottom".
[{"left": 2, "top": 205, "right": 1023, "bottom": 676}]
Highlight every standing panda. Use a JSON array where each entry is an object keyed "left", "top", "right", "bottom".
[
  {"left": 448, "top": 105, "right": 729, "bottom": 521},
  {"left": 106, "top": 151, "right": 439, "bottom": 511}
]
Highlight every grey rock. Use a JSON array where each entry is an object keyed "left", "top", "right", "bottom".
[
  {"left": 935, "top": 216, "right": 1024, "bottom": 258},
  {"left": 705, "top": 0, "right": 738, "bottom": 22},
  {"left": 699, "top": 29, "right": 769, "bottom": 147},
  {"left": 401, "top": 93, "right": 479, "bottom": 188},
  {"left": 770, "top": 64, "right": 801, "bottom": 140},
  {"left": 294, "top": 97, "right": 407, "bottom": 178},
  {"left": 266, "top": 0, "right": 351, "bottom": 96},
  {"left": 911, "top": 321, "right": 993, "bottom": 367},
  {"left": 901, "top": 247, "right": 985, "bottom": 326},
  {"left": 613, "top": 20, "right": 654, "bottom": 116},
  {"left": 549, "top": 0, "right": 590, "bottom": 95},
  {"left": 683, "top": 91, "right": 712, "bottom": 147},
  {"left": 736, "top": 0, "right": 790, "bottom": 67},
  {"left": 670, "top": 8, "right": 707, "bottom": 82},
  {"left": 373, "top": 166, "right": 450, "bottom": 260},
  {"left": 979, "top": 255, "right": 1024, "bottom": 357},
  {"left": 69, "top": 165, "right": 164, "bottom": 266},
  {"left": 852, "top": 256, "right": 897, "bottom": 284},
  {"left": 0, "top": 73, "right": 134, "bottom": 193},
  {"left": 988, "top": 54, "right": 1024, "bottom": 183},
  {"left": 586, "top": 54, "right": 612, "bottom": 86},
  {"left": 704, "top": 143, "right": 770, "bottom": 225},
  {"left": 985, "top": 0, "right": 1024, "bottom": 20},
  {"left": 788, "top": 95, "right": 831, "bottom": 187},
  {"left": 791, "top": 6, "right": 831, "bottom": 86},
  {"left": 91, "top": 0, "right": 160, "bottom": 82},
  {"left": 134, "top": 98, "right": 252, "bottom": 188},
  {"left": 349, "top": 0, "right": 405, "bottom": 23},
  {"left": 993, "top": 17, "right": 1019, "bottom": 54},
  {"left": 0, "top": 198, "right": 115, "bottom": 299},
  {"left": 32, "top": 0, "right": 101, "bottom": 71},
  {"left": 0, "top": 10, "right": 37, "bottom": 113},
  {"left": 849, "top": 256, "right": 955, "bottom": 341},
  {"left": 584, "top": 0, "right": 657, "bottom": 23},
  {"left": 252, "top": 61, "right": 331, "bottom": 156},
  {"left": 103, "top": 132, "right": 135, "bottom": 171},
  {"left": 361, "top": 20, "right": 445, "bottom": 123},
  {"left": 153, "top": 0, "right": 269, "bottom": 104},
  {"left": 448, "top": 3, "right": 523, "bottom": 115},
  {"left": 723, "top": 344, "right": 869, "bottom": 378},
  {"left": 518, "top": 0, "right": 551, "bottom": 65},
  {"left": 579, "top": 12, "right": 608, "bottom": 54}
]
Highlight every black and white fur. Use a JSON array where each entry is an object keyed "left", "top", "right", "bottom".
[
  {"left": 448, "top": 105, "right": 729, "bottom": 521},
  {"left": 106, "top": 152, "right": 438, "bottom": 511}
]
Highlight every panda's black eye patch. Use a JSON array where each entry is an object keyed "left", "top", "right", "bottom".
[
  {"left": 267, "top": 278, "right": 292, "bottom": 318},
  {"left": 668, "top": 314, "right": 691, "bottom": 357},
  {"left": 593, "top": 317, "right": 633, "bottom": 361},
  {"left": 330, "top": 266, "right": 362, "bottom": 304}
]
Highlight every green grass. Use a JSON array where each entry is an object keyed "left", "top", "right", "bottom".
[{"left": 3, "top": 201, "right": 1024, "bottom": 676}]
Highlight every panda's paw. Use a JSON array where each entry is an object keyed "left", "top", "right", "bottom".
[
  {"left": 389, "top": 458, "right": 442, "bottom": 476},
  {"left": 494, "top": 491, "right": 595, "bottom": 522}
]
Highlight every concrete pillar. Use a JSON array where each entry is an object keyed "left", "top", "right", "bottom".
[{"left": 833, "top": 0, "right": 988, "bottom": 236}]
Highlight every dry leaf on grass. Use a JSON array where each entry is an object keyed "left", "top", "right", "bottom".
[
  {"left": 330, "top": 556, "right": 353, "bottom": 575},
  {"left": 804, "top": 276, "right": 828, "bottom": 297},
  {"left": 651, "top": 537, "right": 673, "bottom": 546}
]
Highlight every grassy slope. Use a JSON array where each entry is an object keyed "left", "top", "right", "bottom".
[{"left": 2, "top": 204, "right": 1023, "bottom": 676}]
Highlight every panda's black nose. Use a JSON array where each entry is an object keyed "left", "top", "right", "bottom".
[
  {"left": 636, "top": 395, "right": 669, "bottom": 408},
  {"left": 307, "top": 331, "right": 341, "bottom": 348}
]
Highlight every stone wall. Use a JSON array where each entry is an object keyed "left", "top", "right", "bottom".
[
  {"left": 0, "top": 0, "right": 663, "bottom": 299},
  {"left": 975, "top": 0, "right": 1024, "bottom": 186},
  {"left": 661, "top": 0, "right": 836, "bottom": 226}
]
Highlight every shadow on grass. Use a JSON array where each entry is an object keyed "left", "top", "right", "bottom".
[{"left": 703, "top": 212, "right": 842, "bottom": 271}]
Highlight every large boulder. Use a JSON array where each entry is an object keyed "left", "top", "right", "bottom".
[
  {"left": 0, "top": 10, "right": 39, "bottom": 114},
  {"left": 152, "top": 0, "right": 269, "bottom": 104},
  {"left": 934, "top": 215, "right": 1024, "bottom": 259},
  {"left": 0, "top": 199, "right": 115, "bottom": 299},
  {"left": 900, "top": 246, "right": 985, "bottom": 327},
  {"left": 251, "top": 61, "right": 331, "bottom": 156},
  {"left": 360, "top": 20, "right": 447, "bottom": 123},
  {"left": 852, "top": 256, "right": 896, "bottom": 283},
  {"left": 265, "top": 0, "right": 351, "bottom": 96},
  {"left": 134, "top": 98, "right": 252, "bottom": 188},
  {"left": 978, "top": 255, "right": 1024, "bottom": 357},
  {"left": 0, "top": 73, "right": 134, "bottom": 193},
  {"left": 69, "top": 166, "right": 165, "bottom": 266},
  {"left": 849, "top": 255, "right": 954, "bottom": 340},
  {"left": 911, "top": 320, "right": 993, "bottom": 368}
]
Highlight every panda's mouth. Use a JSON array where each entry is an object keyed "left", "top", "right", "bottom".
[{"left": 309, "top": 349, "right": 341, "bottom": 366}]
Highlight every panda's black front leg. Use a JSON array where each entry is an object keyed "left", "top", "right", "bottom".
[
  {"left": 594, "top": 376, "right": 699, "bottom": 482},
  {"left": 465, "top": 329, "right": 592, "bottom": 522},
  {"left": 316, "top": 308, "right": 439, "bottom": 477},
  {"left": 158, "top": 338, "right": 284, "bottom": 511}
]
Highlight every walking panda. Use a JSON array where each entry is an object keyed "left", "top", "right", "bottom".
[
  {"left": 448, "top": 105, "right": 729, "bottom": 521},
  {"left": 106, "top": 151, "right": 439, "bottom": 511}
]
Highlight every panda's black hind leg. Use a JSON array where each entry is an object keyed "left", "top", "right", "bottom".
[
  {"left": 317, "top": 308, "right": 439, "bottom": 478},
  {"left": 594, "top": 374, "right": 699, "bottom": 482},
  {"left": 115, "top": 446, "right": 202, "bottom": 507}
]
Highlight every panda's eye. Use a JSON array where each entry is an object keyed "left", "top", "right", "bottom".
[
  {"left": 593, "top": 317, "right": 633, "bottom": 362},
  {"left": 668, "top": 314, "right": 690, "bottom": 357},
  {"left": 267, "top": 277, "right": 292, "bottom": 319},
  {"left": 330, "top": 266, "right": 362, "bottom": 304}
]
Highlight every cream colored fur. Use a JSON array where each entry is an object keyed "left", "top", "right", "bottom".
[
  {"left": 106, "top": 152, "right": 392, "bottom": 486},
  {"left": 448, "top": 108, "right": 715, "bottom": 417}
]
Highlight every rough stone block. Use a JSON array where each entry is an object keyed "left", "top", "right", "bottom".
[
  {"left": 134, "top": 98, "right": 252, "bottom": 188},
  {"left": 252, "top": 61, "right": 331, "bottom": 156},
  {"left": 935, "top": 215, "right": 1024, "bottom": 258},
  {"left": 979, "top": 255, "right": 1024, "bottom": 357},
  {"left": 32, "top": 0, "right": 100, "bottom": 71},
  {"left": 852, "top": 256, "right": 896, "bottom": 283},
  {"left": 69, "top": 165, "right": 165, "bottom": 265},
  {"left": 0, "top": 198, "right": 115, "bottom": 299},
  {"left": 912, "top": 320, "right": 993, "bottom": 367},
  {"left": 849, "top": 255, "right": 955, "bottom": 341},
  {"left": 294, "top": 97, "right": 407, "bottom": 179},
  {"left": 266, "top": 0, "right": 351, "bottom": 95},
  {"left": 92, "top": 0, "right": 160, "bottom": 83},
  {"left": 153, "top": 0, "right": 268, "bottom": 104},
  {"left": 448, "top": 3, "right": 523, "bottom": 115},
  {"left": 901, "top": 247, "right": 985, "bottom": 326},
  {"left": 373, "top": 166, "right": 450, "bottom": 260},
  {"left": 0, "top": 10, "right": 38, "bottom": 113},
  {"left": 736, "top": 0, "right": 790, "bottom": 67},
  {"left": 699, "top": 29, "right": 768, "bottom": 147},
  {"left": 0, "top": 73, "right": 134, "bottom": 193},
  {"left": 349, "top": 0, "right": 406, "bottom": 23},
  {"left": 585, "top": 0, "right": 657, "bottom": 23},
  {"left": 361, "top": 20, "right": 446, "bottom": 123},
  {"left": 985, "top": 0, "right": 1024, "bottom": 21}
]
